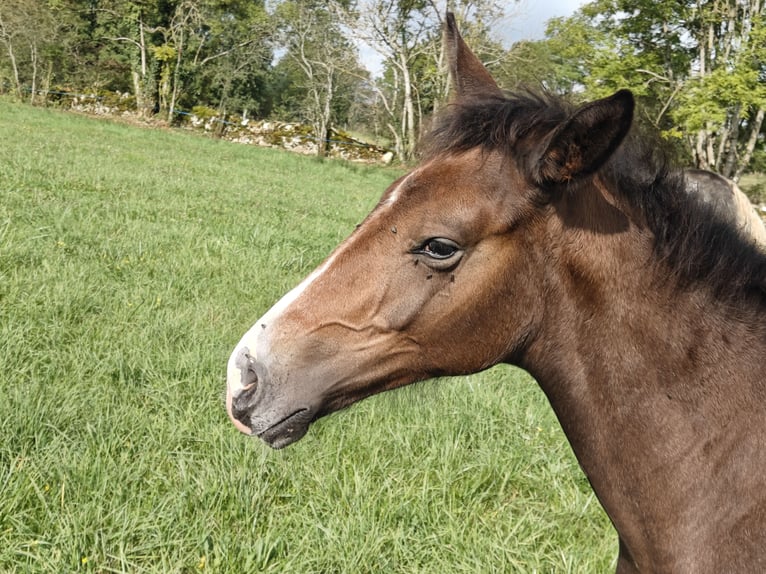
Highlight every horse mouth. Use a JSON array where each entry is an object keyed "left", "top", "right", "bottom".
[{"left": 257, "top": 409, "right": 312, "bottom": 449}]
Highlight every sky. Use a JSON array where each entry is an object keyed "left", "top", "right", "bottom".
[
  {"left": 502, "top": 0, "right": 587, "bottom": 44},
  {"left": 360, "top": 0, "right": 588, "bottom": 77}
]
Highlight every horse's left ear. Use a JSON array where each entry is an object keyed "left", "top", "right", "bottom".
[
  {"left": 444, "top": 12, "right": 503, "bottom": 101},
  {"left": 535, "top": 90, "right": 634, "bottom": 185}
]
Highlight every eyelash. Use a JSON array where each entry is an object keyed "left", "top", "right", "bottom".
[{"left": 412, "top": 238, "right": 462, "bottom": 262}]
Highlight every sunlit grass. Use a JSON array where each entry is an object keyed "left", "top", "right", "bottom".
[{"left": 0, "top": 101, "right": 615, "bottom": 572}]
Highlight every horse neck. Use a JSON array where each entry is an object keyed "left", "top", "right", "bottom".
[{"left": 518, "top": 202, "right": 766, "bottom": 569}]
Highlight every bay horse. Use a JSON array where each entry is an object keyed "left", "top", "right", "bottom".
[{"left": 226, "top": 14, "right": 766, "bottom": 573}]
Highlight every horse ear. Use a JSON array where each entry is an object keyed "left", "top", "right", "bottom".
[
  {"left": 535, "top": 90, "right": 635, "bottom": 184},
  {"left": 445, "top": 12, "right": 502, "bottom": 100}
]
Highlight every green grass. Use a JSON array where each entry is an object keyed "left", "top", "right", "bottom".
[{"left": 0, "top": 101, "right": 615, "bottom": 572}]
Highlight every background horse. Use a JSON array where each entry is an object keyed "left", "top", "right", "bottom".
[
  {"left": 684, "top": 168, "right": 766, "bottom": 246},
  {"left": 226, "top": 14, "right": 766, "bottom": 573}
]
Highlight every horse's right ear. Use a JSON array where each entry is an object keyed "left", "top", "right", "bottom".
[
  {"left": 535, "top": 90, "right": 635, "bottom": 185},
  {"left": 444, "top": 12, "right": 503, "bottom": 101}
]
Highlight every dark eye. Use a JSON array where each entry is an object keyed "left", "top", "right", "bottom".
[{"left": 417, "top": 238, "right": 460, "bottom": 260}]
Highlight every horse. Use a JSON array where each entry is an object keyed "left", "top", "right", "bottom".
[
  {"left": 226, "top": 14, "right": 766, "bottom": 573},
  {"left": 684, "top": 168, "right": 766, "bottom": 246}
]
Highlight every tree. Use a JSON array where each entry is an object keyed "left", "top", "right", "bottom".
[
  {"left": 678, "top": 0, "right": 766, "bottom": 179},
  {"left": 143, "top": 0, "right": 274, "bottom": 121},
  {"left": 336, "top": 0, "right": 512, "bottom": 160},
  {"left": 275, "top": 1, "right": 360, "bottom": 156},
  {"left": 100, "top": 1, "right": 161, "bottom": 115},
  {"left": 527, "top": 0, "right": 766, "bottom": 180},
  {"left": 422, "top": 0, "right": 509, "bottom": 110},
  {"left": 495, "top": 13, "right": 611, "bottom": 96},
  {"left": 0, "top": 0, "right": 57, "bottom": 103},
  {"left": 335, "top": 0, "right": 432, "bottom": 159},
  {"left": 185, "top": 0, "right": 274, "bottom": 121}
]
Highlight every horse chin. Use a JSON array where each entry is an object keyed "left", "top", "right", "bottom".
[{"left": 256, "top": 408, "right": 313, "bottom": 449}]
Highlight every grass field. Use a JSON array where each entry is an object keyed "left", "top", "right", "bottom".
[{"left": 0, "top": 101, "right": 615, "bottom": 572}]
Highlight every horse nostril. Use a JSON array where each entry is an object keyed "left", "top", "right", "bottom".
[
  {"left": 230, "top": 365, "right": 259, "bottom": 431},
  {"left": 231, "top": 400, "right": 253, "bottom": 429},
  {"left": 227, "top": 346, "right": 264, "bottom": 435},
  {"left": 243, "top": 360, "right": 258, "bottom": 390},
  {"left": 234, "top": 347, "right": 259, "bottom": 391}
]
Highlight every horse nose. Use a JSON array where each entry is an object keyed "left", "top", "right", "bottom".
[
  {"left": 230, "top": 385, "right": 258, "bottom": 428},
  {"left": 233, "top": 346, "right": 259, "bottom": 390},
  {"left": 226, "top": 346, "right": 259, "bottom": 434}
]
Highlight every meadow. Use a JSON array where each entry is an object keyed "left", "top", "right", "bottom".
[{"left": 0, "top": 102, "right": 614, "bottom": 572}]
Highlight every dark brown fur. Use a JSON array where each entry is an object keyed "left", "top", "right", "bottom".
[
  {"left": 226, "top": 13, "right": 766, "bottom": 572},
  {"left": 425, "top": 92, "right": 766, "bottom": 303}
]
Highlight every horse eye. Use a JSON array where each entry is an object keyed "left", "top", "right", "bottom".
[{"left": 421, "top": 238, "right": 459, "bottom": 259}]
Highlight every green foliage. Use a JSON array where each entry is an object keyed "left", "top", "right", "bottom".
[
  {"left": 0, "top": 0, "right": 277, "bottom": 117},
  {"left": 515, "top": 0, "right": 766, "bottom": 177},
  {"left": 272, "top": 1, "right": 365, "bottom": 155},
  {"left": 2, "top": 0, "right": 761, "bottom": 173},
  {"left": 0, "top": 101, "right": 615, "bottom": 573},
  {"left": 180, "top": 0, "right": 275, "bottom": 118},
  {"left": 152, "top": 44, "right": 177, "bottom": 62},
  {"left": 497, "top": 14, "right": 602, "bottom": 94},
  {"left": 191, "top": 105, "right": 219, "bottom": 120}
]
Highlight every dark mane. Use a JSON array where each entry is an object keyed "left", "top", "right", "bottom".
[
  {"left": 423, "top": 91, "right": 572, "bottom": 161},
  {"left": 424, "top": 90, "right": 766, "bottom": 305}
]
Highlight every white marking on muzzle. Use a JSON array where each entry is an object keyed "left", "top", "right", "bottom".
[
  {"left": 226, "top": 250, "right": 340, "bottom": 403},
  {"left": 225, "top": 170, "right": 416, "bottom": 432}
]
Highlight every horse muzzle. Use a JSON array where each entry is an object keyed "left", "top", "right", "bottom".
[{"left": 226, "top": 345, "right": 315, "bottom": 449}]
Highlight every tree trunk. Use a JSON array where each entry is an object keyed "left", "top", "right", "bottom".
[
  {"left": 695, "top": 130, "right": 710, "bottom": 170},
  {"left": 3, "top": 38, "right": 23, "bottom": 99},
  {"left": 720, "top": 105, "right": 741, "bottom": 178},
  {"left": 734, "top": 107, "right": 765, "bottom": 182},
  {"left": 136, "top": 14, "right": 149, "bottom": 115},
  {"left": 705, "top": 122, "right": 716, "bottom": 168},
  {"left": 41, "top": 59, "right": 52, "bottom": 102},
  {"left": 400, "top": 50, "right": 416, "bottom": 160},
  {"left": 168, "top": 40, "right": 183, "bottom": 122},
  {"left": 29, "top": 40, "right": 38, "bottom": 104},
  {"left": 387, "top": 122, "right": 403, "bottom": 160},
  {"left": 317, "top": 70, "right": 334, "bottom": 158},
  {"left": 132, "top": 70, "right": 142, "bottom": 110},
  {"left": 692, "top": 6, "right": 714, "bottom": 170}
]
